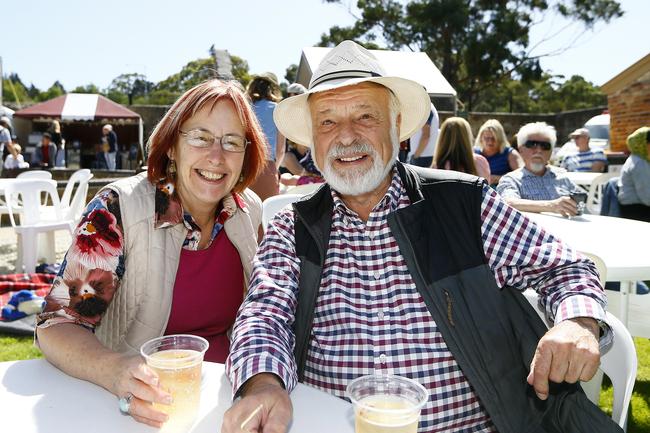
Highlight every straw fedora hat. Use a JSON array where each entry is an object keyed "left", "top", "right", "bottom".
[{"left": 273, "top": 40, "right": 432, "bottom": 148}]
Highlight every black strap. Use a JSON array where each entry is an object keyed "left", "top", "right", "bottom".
[
  {"left": 293, "top": 215, "right": 316, "bottom": 380},
  {"left": 292, "top": 185, "right": 332, "bottom": 381}
]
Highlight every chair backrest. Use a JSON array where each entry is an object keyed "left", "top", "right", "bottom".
[
  {"left": 286, "top": 182, "right": 323, "bottom": 196},
  {"left": 586, "top": 172, "right": 617, "bottom": 214},
  {"left": 65, "top": 170, "right": 93, "bottom": 223},
  {"left": 582, "top": 251, "right": 607, "bottom": 285},
  {"left": 262, "top": 194, "right": 303, "bottom": 231},
  {"left": 4, "top": 179, "right": 62, "bottom": 227},
  {"left": 523, "top": 252, "right": 637, "bottom": 428},
  {"left": 604, "top": 311, "right": 638, "bottom": 428},
  {"left": 60, "top": 169, "right": 93, "bottom": 209},
  {"left": 16, "top": 170, "right": 53, "bottom": 180}
]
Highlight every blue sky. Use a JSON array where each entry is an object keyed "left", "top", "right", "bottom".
[{"left": 2, "top": 0, "right": 648, "bottom": 94}]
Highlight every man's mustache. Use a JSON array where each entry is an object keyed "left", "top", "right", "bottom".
[{"left": 328, "top": 142, "right": 375, "bottom": 160}]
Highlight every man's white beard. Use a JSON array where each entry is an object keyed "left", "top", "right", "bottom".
[
  {"left": 529, "top": 162, "right": 546, "bottom": 173},
  {"left": 316, "top": 125, "right": 399, "bottom": 196}
]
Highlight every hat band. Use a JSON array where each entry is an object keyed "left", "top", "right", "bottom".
[{"left": 310, "top": 70, "right": 383, "bottom": 89}]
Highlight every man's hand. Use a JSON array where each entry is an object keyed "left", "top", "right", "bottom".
[
  {"left": 548, "top": 196, "right": 579, "bottom": 217},
  {"left": 527, "top": 317, "right": 600, "bottom": 400},
  {"left": 222, "top": 373, "right": 292, "bottom": 433}
]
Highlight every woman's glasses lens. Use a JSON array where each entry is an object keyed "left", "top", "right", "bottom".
[{"left": 181, "top": 130, "right": 247, "bottom": 152}]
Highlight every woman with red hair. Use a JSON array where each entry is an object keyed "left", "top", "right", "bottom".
[{"left": 35, "top": 79, "right": 267, "bottom": 428}]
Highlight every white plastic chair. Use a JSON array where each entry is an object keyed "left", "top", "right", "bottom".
[
  {"left": 16, "top": 170, "right": 53, "bottom": 180},
  {"left": 262, "top": 194, "right": 304, "bottom": 232},
  {"left": 57, "top": 169, "right": 93, "bottom": 223},
  {"left": 4, "top": 179, "right": 75, "bottom": 273},
  {"left": 523, "top": 251, "right": 637, "bottom": 429},
  {"left": 286, "top": 182, "right": 323, "bottom": 196},
  {"left": 585, "top": 172, "right": 617, "bottom": 214},
  {"left": 0, "top": 180, "right": 20, "bottom": 227}
]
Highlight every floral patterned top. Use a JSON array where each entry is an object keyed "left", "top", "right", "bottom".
[{"left": 36, "top": 177, "right": 246, "bottom": 331}]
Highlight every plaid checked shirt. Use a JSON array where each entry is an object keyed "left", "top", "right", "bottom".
[
  {"left": 497, "top": 166, "right": 582, "bottom": 201},
  {"left": 227, "top": 169, "right": 609, "bottom": 433}
]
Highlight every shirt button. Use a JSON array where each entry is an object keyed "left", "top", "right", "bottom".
[
  {"left": 374, "top": 272, "right": 380, "bottom": 280},
  {"left": 378, "top": 311, "right": 384, "bottom": 320},
  {"left": 379, "top": 354, "right": 387, "bottom": 364}
]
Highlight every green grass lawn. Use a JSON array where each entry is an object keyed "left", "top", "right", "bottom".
[
  {"left": 1, "top": 334, "right": 649, "bottom": 430},
  {"left": 0, "top": 335, "right": 43, "bottom": 362}
]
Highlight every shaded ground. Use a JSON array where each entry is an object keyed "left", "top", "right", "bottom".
[{"left": 0, "top": 227, "right": 71, "bottom": 274}]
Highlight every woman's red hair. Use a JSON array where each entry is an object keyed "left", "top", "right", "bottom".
[{"left": 147, "top": 79, "right": 268, "bottom": 193}]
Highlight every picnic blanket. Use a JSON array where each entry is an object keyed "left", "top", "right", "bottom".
[{"left": 0, "top": 273, "right": 55, "bottom": 335}]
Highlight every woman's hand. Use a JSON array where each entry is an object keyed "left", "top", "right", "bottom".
[{"left": 111, "top": 355, "right": 173, "bottom": 427}]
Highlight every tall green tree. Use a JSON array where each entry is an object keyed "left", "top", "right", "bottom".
[
  {"left": 284, "top": 64, "right": 298, "bottom": 84},
  {"left": 37, "top": 81, "right": 66, "bottom": 102},
  {"left": 320, "top": 0, "right": 622, "bottom": 110},
  {"left": 71, "top": 83, "right": 102, "bottom": 94},
  {"left": 2, "top": 73, "right": 31, "bottom": 106},
  {"left": 231, "top": 55, "right": 252, "bottom": 87},
  {"left": 155, "top": 58, "right": 216, "bottom": 97},
  {"left": 152, "top": 54, "right": 251, "bottom": 105},
  {"left": 473, "top": 73, "right": 606, "bottom": 113},
  {"left": 108, "top": 73, "right": 154, "bottom": 105}
]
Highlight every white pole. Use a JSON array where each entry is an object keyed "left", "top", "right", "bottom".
[
  {"left": 138, "top": 117, "right": 144, "bottom": 167},
  {"left": 0, "top": 56, "right": 3, "bottom": 106}
]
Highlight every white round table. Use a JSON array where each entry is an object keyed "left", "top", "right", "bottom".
[
  {"left": 0, "top": 359, "right": 354, "bottom": 433},
  {"left": 525, "top": 212, "right": 650, "bottom": 336}
]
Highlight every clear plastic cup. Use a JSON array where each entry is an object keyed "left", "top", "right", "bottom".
[
  {"left": 347, "top": 374, "right": 429, "bottom": 433},
  {"left": 140, "top": 334, "right": 209, "bottom": 432}
]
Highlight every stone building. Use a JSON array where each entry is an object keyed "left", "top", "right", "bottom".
[{"left": 601, "top": 53, "right": 650, "bottom": 152}]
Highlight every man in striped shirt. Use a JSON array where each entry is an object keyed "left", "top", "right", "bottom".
[
  {"left": 223, "top": 41, "right": 616, "bottom": 433},
  {"left": 561, "top": 128, "right": 607, "bottom": 172}
]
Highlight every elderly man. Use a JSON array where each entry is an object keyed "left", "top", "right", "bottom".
[
  {"left": 497, "top": 122, "right": 586, "bottom": 218},
  {"left": 102, "top": 124, "right": 118, "bottom": 170},
  {"left": 223, "top": 41, "right": 619, "bottom": 433},
  {"left": 561, "top": 127, "right": 607, "bottom": 172}
]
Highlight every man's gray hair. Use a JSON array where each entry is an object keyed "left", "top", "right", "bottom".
[{"left": 516, "top": 122, "right": 557, "bottom": 148}]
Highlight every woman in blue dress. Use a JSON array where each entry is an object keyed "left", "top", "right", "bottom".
[{"left": 474, "top": 119, "right": 523, "bottom": 186}]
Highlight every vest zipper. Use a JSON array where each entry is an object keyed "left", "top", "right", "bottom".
[{"left": 444, "top": 289, "right": 455, "bottom": 326}]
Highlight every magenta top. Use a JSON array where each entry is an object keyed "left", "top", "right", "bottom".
[{"left": 164, "top": 230, "right": 244, "bottom": 363}]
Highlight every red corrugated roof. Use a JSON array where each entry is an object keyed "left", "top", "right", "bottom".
[
  {"left": 14, "top": 95, "right": 67, "bottom": 118},
  {"left": 14, "top": 94, "right": 141, "bottom": 120},
  {"left": 95, "top": 95, "right": 140, "bottom": 119}
]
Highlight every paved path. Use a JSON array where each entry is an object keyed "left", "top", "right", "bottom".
[{"left": 0, "top": 227, "right": 71, "bottom": 274}]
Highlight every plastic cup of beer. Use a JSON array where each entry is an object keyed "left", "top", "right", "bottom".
[
  {"left": 140, "top": 334, "right": 209, "bottom": 432},
  {"left": 347, "top": 374, "right": 428, "bottom": 433}
]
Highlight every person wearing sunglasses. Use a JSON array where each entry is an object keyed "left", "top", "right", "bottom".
[
  {"left": 35, "top": 79, "right": 268, "bottom": 428},
  {"left": 497, "top": 122, "right": 584, "bottom": 217}
]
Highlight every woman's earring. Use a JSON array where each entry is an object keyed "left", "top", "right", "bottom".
[
  {"left": 238, "top": 174, "right": 244, "bottom": 183},
  {"left": 167, "top": 159, "right": 177, "bottom": 177}
]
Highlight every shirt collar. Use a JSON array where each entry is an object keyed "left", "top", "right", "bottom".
[
  {"left": 522, "top": 166, "right": 556, "bottom": 179},
  {"left": 153, "top": 177, "right": 247, "bottom": 229}
]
